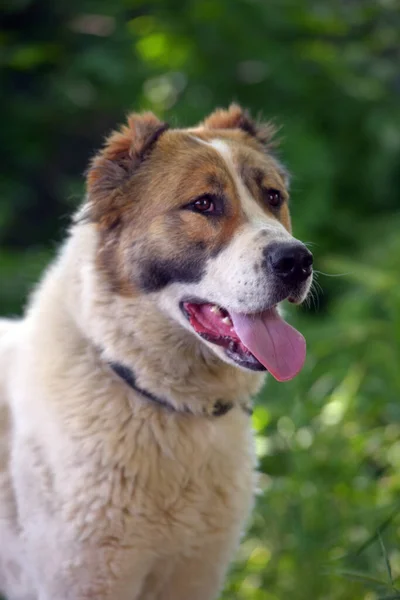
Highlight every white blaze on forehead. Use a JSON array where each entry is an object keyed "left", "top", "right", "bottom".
[{"left": 198, "top": 137, "right": 287, "bottom": 235}]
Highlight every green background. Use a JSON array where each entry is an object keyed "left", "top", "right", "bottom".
[{"left": 1, "top": 0, "right": 400, "bottom": 598}]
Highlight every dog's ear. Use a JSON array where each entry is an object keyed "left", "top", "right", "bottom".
[
  {"left": 201, "top": 103, "right": 278, "bottom": 150},
  {"left": 87, "top": 112, "right": 169, "bottom": 192},
  {"left": 85, "top": 112, "right": 168, "bottom": 228}
]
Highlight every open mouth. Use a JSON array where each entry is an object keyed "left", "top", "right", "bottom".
[{"left": 182, "top": 301, "right": 306, "bottom": 381}]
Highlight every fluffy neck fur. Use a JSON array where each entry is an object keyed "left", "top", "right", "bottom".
[{"left": 27, "top": 220, "right": 265, "bottom": 417}]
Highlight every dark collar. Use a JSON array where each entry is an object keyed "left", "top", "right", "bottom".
[{"left": 109, "top": 361, "right": 251, "bottom": 418}]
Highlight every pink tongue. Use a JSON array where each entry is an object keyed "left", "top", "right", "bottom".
[{"left": 230, "top": 308, "right": 306, "bottom": 382}]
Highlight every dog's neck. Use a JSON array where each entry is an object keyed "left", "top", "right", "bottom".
[{"left": 55, "top": 223, "right": 265, "bottom": 416}]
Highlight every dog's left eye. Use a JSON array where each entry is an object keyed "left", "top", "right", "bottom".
[{"left": 265, "top": 188, "right": 283, "bottom": 208}]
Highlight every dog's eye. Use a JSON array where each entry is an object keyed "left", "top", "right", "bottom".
[
  {"left": 183, "top": 194, "right": 224, "bottom": 216},
  {"left": 190, "top": 196, "right": 216, "bottom": 214},
  {"left": 265, "top": 188, "right": 283, "bottom": 208}
]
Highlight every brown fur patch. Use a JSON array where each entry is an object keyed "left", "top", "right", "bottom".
[
  {"left": 87, "top": 112, "right": 169, "bottom": 230},
  {"left": 86, "top": 107, "right": 292, "bottom": 294},
  {"left": 90, "top": 132, "right": 247, "bottom": 294}
]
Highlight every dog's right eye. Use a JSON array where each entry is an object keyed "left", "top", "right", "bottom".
[
  {"left": 184, "top": 194, "right": 223, "bottom": 216},
  {"left": 192, "top": 196, "right": 215, "bottom": 213}
]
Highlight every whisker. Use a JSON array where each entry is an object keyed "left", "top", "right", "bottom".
[
  {"left": 311, "top": 287, "right": 320, "bottom": 312},
  {"left": 304, "top": 293, "right": 311, "bottom": 310},
  {"left": 313, "top": 280, "right": 324, "bottom": 295},
  {"left": 314, "top": 269, "right": 352, "bottom": 278},
  {"left": 304, "top": 280, "right": 321, "bottom": 312}
]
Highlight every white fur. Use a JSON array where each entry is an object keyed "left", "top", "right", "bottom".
[{"left": 0, "top": 221, "right": 264, "bottom": 600}]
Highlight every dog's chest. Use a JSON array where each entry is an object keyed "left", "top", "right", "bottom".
[{"left": 66, "top": 409, "right": 256, "bottom": 555}]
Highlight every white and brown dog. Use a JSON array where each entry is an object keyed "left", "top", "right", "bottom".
[{"left": 0, "top": 105, "right": 312, "bottom": 600}]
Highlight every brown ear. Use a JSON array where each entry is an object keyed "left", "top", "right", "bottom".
[
  {"left": 85, "top": 112, "right": 168, "bottom": 228},
  {"left": 202, "top": 103, "right": 278, "bottom": 149},
  {"left": 87, "top": 112, "right": 168, "bottom": 193}
]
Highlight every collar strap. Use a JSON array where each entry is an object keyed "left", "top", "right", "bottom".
[{"left": 109, "top": 361, "right": 251, "bottom": 418}]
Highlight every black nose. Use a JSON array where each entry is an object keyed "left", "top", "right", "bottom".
[{"left": 265, "top": 241, "right": 313, "bottom": 284}]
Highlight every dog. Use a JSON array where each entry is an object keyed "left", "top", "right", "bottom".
[{"left": 0, "top": 104, "right": 313, "bottom": 600}]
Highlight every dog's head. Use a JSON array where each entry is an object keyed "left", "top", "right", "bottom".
[{"left": 85, "top": 105, "right": 313, "bottom": 381}]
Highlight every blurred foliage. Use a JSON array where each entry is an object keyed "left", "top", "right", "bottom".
[{"left": 1, "top": 0, "right": 400, "bottom": 598}]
